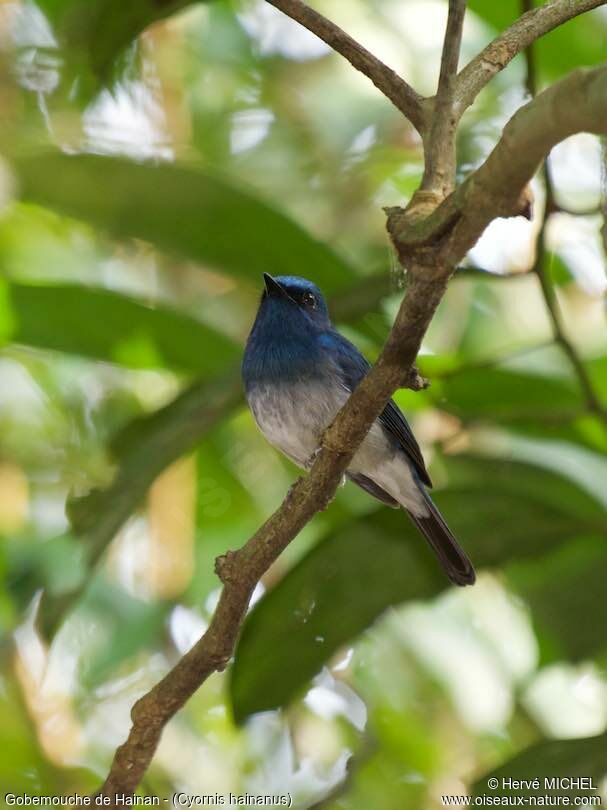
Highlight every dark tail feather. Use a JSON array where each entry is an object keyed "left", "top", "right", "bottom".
[{"left": 407, "top": 497, "right": 475, "bottom": 587}]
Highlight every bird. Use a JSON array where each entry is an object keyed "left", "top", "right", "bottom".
[{"left": 242, "top": 273, "right": 475, "bottom": 586}]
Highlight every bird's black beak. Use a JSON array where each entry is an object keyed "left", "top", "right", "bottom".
[{"left": 263, "top": 273, "right": 290, "bottom": 300}]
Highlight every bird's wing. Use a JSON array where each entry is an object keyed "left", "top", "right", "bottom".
[{"left": 321, "top": 330, "right": 432, "bottom": 487}]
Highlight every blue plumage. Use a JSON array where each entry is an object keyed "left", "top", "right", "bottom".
[{"left": 242, "top": 274, "right": 475, "bottom": 586}]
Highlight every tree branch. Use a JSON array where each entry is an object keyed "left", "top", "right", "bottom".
[
  {"left": 421, "top": 0, "right": 467, "bottom": 197},
  {"left": 97, "top": 259, "right": 450, "bottom": 803},
  {"left": 387, "top": 65, "right": 607, "bottom": 265},
  {"left": 97, "top": 62, "right": 607, "bottom": 805},
  {"left": 91, "top": 7, "right": 607, "bottom": 800},
  {"left": 455, "top": 0, "right": 607, "bottom": 115},
  {"left": 264, "top": 0, "right": 427, "bottom": 133},
  {"left": 44, "top": 271, "right": 427, "bottom": 641}
]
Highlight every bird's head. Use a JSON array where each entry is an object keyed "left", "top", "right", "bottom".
[{"left": 258, "top": 273, "right": 331, "bottom": 329}]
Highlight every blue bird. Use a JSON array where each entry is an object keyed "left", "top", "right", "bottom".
[{"left": 242, "top": 274, "right": 475, "bottom": 586}]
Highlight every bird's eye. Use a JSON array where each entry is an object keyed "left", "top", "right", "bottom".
[{"left": 301, "top": 291, "right": 317, "bottom": 309}]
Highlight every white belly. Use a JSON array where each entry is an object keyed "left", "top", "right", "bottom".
[{"left": 247, "top": 380, "right": 428, "bottom": 516}]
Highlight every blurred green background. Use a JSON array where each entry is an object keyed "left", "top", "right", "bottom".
[{"left": 0, "top": 0, "right": 606, "bottom": 806}]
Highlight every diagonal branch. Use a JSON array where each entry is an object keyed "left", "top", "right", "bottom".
[
  {"left": 97, "top": 257, "right": 451, "bottom": 802},
  {"left": 455, "top": 0, "right": 607, "bottom": 115},
  {"left": 265, "top": 0, "right": 427, "bottom": 133},
  {"left": 97, "top": 62, "right": 607, "bottom": 806},
  {"left": 43, "top": 272, "right": 424, "bottom": 640},
  {"left": 421, "top": 0, "right": 467, "bottom": 196},
  {"left": 534, "top": 177, "right": 607, "bottom": 424}
]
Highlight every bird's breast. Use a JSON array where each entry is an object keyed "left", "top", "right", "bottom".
[{"left": 246, "top": 379, "right": 347, "bottom": 468}]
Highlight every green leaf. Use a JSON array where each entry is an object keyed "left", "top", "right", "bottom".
[
  {"left": 474, "top": 733, "right": 606, "bottom": 799},
  {"left": 0, "top": 277, "right": 16, "bottom": 343},
  {"left": 438, "top": 455, "right": 606, "bottom": 529},
  {"left": 435, "top": 367, "right": 583, "bottom": 423},
  {"left": 37, "top": 0, "right": 204, "bottom": 90},
  {"left": 435, "top": 363, "right": 607, "bottom": 452},
  {"left": 42, "top": 372, "right": 242, "bottom": 637},
  {"left": 79, "top": 579, "right": 169, "bottom": 688},
  {"left": 535, "top": 11, "right": 607, "bottom": 84},
  {"left": 72, "top": 371, "right": 242, "bottom": 540},
  {"left": 229, "top": 456, "right": 606, "bottom": 722},
  {"left": 467, "top": 0, "right": 519, "bottom": 35},
  {"left": 13, "top": 152, "right": 358, "bottom": 294},
  {"left": 3, "top": 282, "right": 238, "bottom": 373},
  {"left": 0, "top": 677, "right": 97, "bottom": 795},
  {"left": 508, "top": 537, "right": 607, "bottom": 663}
]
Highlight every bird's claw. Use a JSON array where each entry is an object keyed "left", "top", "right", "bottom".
[{"left": 305, "top": 447, "right": 322, "bottom": 469}]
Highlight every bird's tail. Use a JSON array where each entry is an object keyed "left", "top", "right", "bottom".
[{"left": 407, "top": 493, "right": 475, "bottom": 587}]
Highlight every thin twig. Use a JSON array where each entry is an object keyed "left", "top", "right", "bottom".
[
  {"left": 386, "top": 66, "right": 607, "bottom": 266},
  {"left": 421, "top": 0, "right": 466, "bottom": 197},
  {"left": 455, "top": 0, "right": 607, "bottom": 115},
  {"left": 535, "top": 166, "right": 607, "bottom": 423},
  {"left": 521, "top": 0, "right": 537, "bottom": 96},
  {"left": 520, "top": 16, "right": 607, "bottom": 426},
  {"left": 265, "top": 0, "right": 427, "bottom": 133}
]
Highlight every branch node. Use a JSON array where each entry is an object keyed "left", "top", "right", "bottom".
[
  {"left": 214, "top": 654, "right": 232, "bottom": 672},
  {"left": 215, "top": 550, "right": 239, "bottom": 585},
  {"left": 403, "top": 366, "right": 430, "bottom": 391},
  {"left": 516, "top": 183, "right": 535, "bottom": 221}
]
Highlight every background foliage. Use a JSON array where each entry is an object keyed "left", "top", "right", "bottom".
[{"left": 0, "top": 0, "right": 606, "bottom": 806}]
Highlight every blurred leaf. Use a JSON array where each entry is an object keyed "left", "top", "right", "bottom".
[
  {"left": 467, "top": 0, "right": 518, "bottom": 32},
  {"left": 508, "top": 536, "right": 607, "bottom": 663},
  {"left": 79, "top": 579, "right": 168, "bottom": 687},
  {"left": 435, "top": 367, "right": 582, "bottom": 423},
  {"left": 0, "top": 677, "right": 97, "bottom": 794},
  {"left": 434, "top": 361, "right": 607, "bottom": 452},
  {"left": 71, "top": 371, "right": 242, "bottom": 540},
  {"left": 0, "top": 278, "right": 16, "bottom": 342},
  {"left": 548, "top": 254, "right": 574, "bottom": 286},
  {"left": 37, "top": 0, "right": 206, "bottom": 90},
  {"left": 230, "top": 456, "right": 606, "bottom": 722},
  {"left": 41, "top": 372, "right": 242, "bottom": 637},
  {"left": 474, "top": 733, "right": 606, "bottom": 799},
  {"left": 13, "top": 152, "right": 358, "bottom": 293},
  {"left": 1, "top": 282, "right": 238, "bottom": 373},
  {"left": 230, "top": 510, "right": 443, "bottom": 724},
  {"left": 438, "top": 454, "right": 606, "bottom": 528},
  {"left": 588, "top": 355, "right": 607, "bottom": 403},
  {"left": 535, "top": 10, "right": 607, "bottom": 83}
]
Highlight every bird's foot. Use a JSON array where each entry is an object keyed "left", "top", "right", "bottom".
[{"left": 305, "top": 446, "right": 322, "bottom": 469}]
